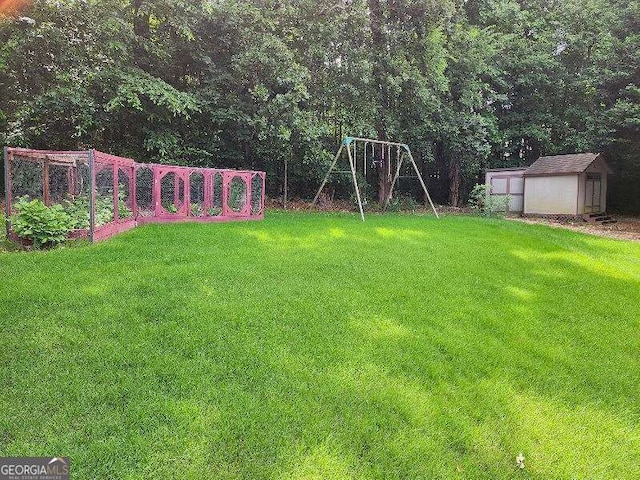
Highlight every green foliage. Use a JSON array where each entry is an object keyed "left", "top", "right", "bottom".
[
  {"left": 62, "top": 184, "right": 131, "bottom": 228},
  {"left": 95, "top": 195, "right": 115, "bottom": 226},
  {"left": 468, "top": 183, "right": 510, "bottom": 217},
  {"left": 0, "top": 0, "right": 638, "bottom": 211},
  {"left": 190, "top": 202, "right": 203, "bottom": 217},
  {"left": 387, "top": 195, "right": 420, "bottom": 213},
  {"left": 163, "top": 202, "right": 178, "bottom": 214},
  {"left": 61, "top": 195, "right": 90, "bottom": 230},
  {"left": 105, "top": 68, "right": 199, "bottom": 118},
  {"left": 10, "top": 196, "right": 72, "bottom": 248},
  {"left": 229, "top": 180, "right": 247, "bottom": 211},
  {"left": 0, "top": 211, "right": 5, "bottom": 242},
  {"left": 117, "top": 185, "right": 133, "bottom": 219}
]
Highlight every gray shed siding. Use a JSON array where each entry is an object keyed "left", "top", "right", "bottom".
[{"left": 485, "top": 168, "right": 526, "bottom": 213}]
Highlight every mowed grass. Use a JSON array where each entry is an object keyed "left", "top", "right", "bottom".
[{"left": 1, "top": 212, "right": 639, "bottom": 479}]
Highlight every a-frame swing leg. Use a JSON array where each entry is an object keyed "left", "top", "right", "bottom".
[
  {"left": 383, "top": 153, "right": 404, "bottom": 211},
  {"left": 346, "top": 143, "right": 365, "bottom": 221},
  {"left": 406, "top": 149, "right": 439, "bottom": 218},
  {"left": 311, "top": 144, "right": 344, "bottom": 207}
]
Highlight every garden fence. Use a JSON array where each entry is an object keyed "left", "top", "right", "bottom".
[{"left": 3, "top": 147, "right": 265, "bottom": 242}]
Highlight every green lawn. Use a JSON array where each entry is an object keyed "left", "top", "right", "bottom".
[{"left": 1, "top": 212, "right": 639, "bottom": 479}]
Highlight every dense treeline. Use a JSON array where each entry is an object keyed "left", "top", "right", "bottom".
[{"left": 0, "top": 0, "right": 638, "bottom": 211}]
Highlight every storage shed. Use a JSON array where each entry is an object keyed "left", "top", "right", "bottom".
[
  {"left": 485, "top": 153, "right": 613, "bottom": 217},
  {"left": 485, "top": 167, "right": 527, "bottom": 213},
  {"left": 523, "top": 153, "right": 612, "bottom": 216}
]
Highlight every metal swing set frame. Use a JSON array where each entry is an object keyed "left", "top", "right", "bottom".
[{"left": 311, "top": 136, "right": 439, "bottom": 221}]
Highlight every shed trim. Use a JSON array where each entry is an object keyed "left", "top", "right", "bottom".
[{"left": 485, "top": 167, "right": 528, "bottom": 172}]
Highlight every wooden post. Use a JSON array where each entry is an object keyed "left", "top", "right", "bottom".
[
  {"left": 153, "top": 166, "right": 161, "bottom": 217},
  {"left": 3, "top": 147, "right": 10, "bottom": 237},
  {"left": 222, "top": 171, "right": 229, "bottom": 218},
  {"left": 245, "top": 173, "right": 251, "bottom": 216},
  {"left": 112, "top": 162, "right": 119, "bottom": 221},
  {"left": 88, "top": 149, "right": 95, "bottom": 242},
  {"left": 203, "top": 171, "right": 212, "bottom": 214},
  {"left": 130, "top": 165, "right": 137, "bottom": 219},
  {"left": 67, "top": 166, "right": 74, "bottom": 197},
  {"left": 173, "top": 171, "right": 180, "bottom": 209},
  {"left": 262, "top": 173, "right": 266, "bottom": 213},
  {"left": 42, "top": 158, "right": 50, "bottom": 206},
  {"left": 185, "top": 171, "right": 191, "bottom": 216}
]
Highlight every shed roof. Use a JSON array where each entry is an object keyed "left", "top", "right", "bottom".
[
  {"left": 524, "top": 153, "right": 610, "bottom": 176},
  {"left": 486, "top": 166, "right": 528, "bottom": 172}
]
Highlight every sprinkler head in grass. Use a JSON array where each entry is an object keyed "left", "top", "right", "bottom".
[{"left": 516, "top": 453, "right": 525, "bottom": 469}]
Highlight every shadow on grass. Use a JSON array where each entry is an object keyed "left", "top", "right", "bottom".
[{"left": 1, "top": 214, "right": 639, "bottom": 478}]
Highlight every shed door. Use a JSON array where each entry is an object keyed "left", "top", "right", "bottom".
[{"left": 584, "top": 173, "right": 602, "bottom": 213}]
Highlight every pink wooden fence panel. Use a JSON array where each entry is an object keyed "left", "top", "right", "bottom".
[{"left": 4, "top": 147, "right": 266, "bottom": 242}]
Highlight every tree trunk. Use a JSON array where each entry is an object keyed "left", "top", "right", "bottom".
[
  {"left": 449, "top": 159, "right": 461, "bottom": 207},
  {"left": 368, "top": 0, "right": 393, "bottom": 204},
  {"left": 132, "top": 0, "right": 150, "bottom": 38},
  {"left": 283, "top": 157, "right": 288, "bottom": 208}
]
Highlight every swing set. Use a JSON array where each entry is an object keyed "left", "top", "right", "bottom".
[{"left": 311, "top": 136, "right": 439, "bottom": 220}]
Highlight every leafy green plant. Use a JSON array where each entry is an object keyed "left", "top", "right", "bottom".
[
  {"left": 117, "top": 184, "right": 133, "bottom": 219},
  {"left": 91, "top": 184, "right": 132, "bottom": 226},
  {"left": 190, "top": 202, "right": 203, "bottom": 217},
  {"left": 164, "top": 202, "right": 178, "bottom": 214},
  {"left": 229, "top": 180, "right": 247, "bottom": 211},
  {"left": 468, "top": 184, "right": 510, "bottom": 217},
  {"left": 10, "top": 196, "right": 72, "bottom": 248},
  {"left": 62, "top": 196, "right": 90, "bottom": 230},
  {"left": 387, "top": 194, "right": 419, "bottom": 213},
  {"left": 95, "top": 195, "right": 115, "bottom": 226},
  {"left": 62, "top": 184, "right": 131, "bottom": 229}
]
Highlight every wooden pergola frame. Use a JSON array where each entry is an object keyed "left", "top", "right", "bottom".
[{"left": 311, "top": 136, "right": 439, "bottom": 221}]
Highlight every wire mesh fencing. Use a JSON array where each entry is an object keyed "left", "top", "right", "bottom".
[
  {"left": 3, "top": 147, "right": 266, "bottom": 242},
  {"left": 135, "top": 166, "right": 154, "bottom": 218}
]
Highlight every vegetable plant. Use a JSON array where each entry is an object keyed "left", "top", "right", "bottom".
[
  {"left": 62, "top": 196, "right": 90, "bottom": 229},
  {"left": 468, "top": 183, "right": 510, "bottom": 216},
  {"left": 190, "top": 202, "right": 203, "bottom": 217},
  {"left": 10, "top": 196, "right": 72, "bottom": 248},
  {"left": 163, "top": 202, "right": 178, "bottom": 214}
]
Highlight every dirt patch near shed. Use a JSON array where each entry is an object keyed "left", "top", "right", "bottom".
[{"left": 509, "top": 216, "right": 640, "bottom": 242}]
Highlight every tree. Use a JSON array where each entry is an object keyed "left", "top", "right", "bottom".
[{"left": 1, "top": 0, "right": 638, "bottom": 212}]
